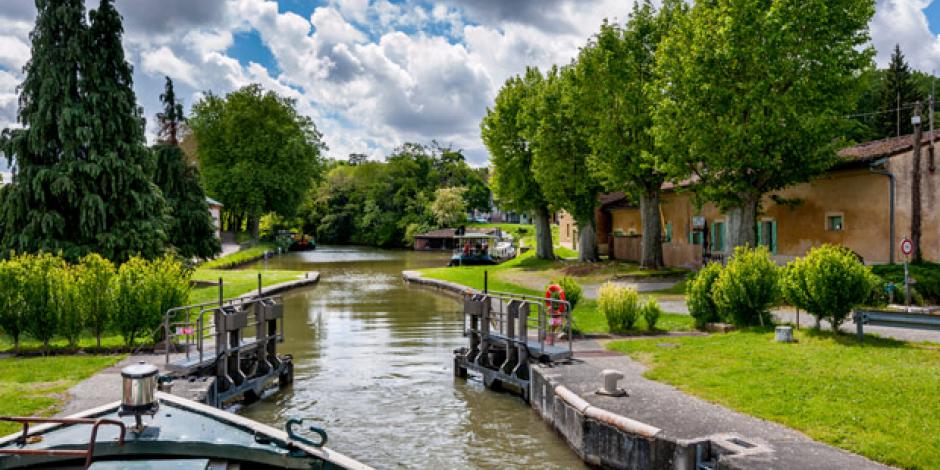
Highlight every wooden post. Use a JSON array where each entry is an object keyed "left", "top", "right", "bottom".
[
  {"left": 218, "top": 277, "right": 223, "bottom": 306},
  {"left": 912, "top": 101, "right": 923, "bottom": 262},
  {"left": 258, "top": 272, "right": 262, "bottom": 298}
]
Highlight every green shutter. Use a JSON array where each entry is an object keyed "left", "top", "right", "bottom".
[
  {"left": 756, "top": 222, "right": 763, "bottom": 247},
  {"left": 689, "top": 223, "right": 693, "bottom": 244},
  {"left": 665, "top": 223, "right": 672, "bottom": 243},
  {"left": 771, "top": 221, "right": 778, "bottom": 255},
  {"left": 710, "top": 223, "right": 715, "bottom": 251}
]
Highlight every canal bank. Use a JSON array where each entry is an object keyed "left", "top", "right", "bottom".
[{"left": 403, "top": 270, "right": 890, "bottom": 469}]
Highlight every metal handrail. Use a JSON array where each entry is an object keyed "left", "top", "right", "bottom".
[
  {"left": 0, "top": 417, "right": 126, "bottom": 469},
  {"left": 464, "top": 291, "right": 573, "bottom": 358}
]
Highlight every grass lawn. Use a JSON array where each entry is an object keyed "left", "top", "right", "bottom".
[
  {"left": 0, "top": 355, "right": 124, "bottom": 434},
  {"left": 190, "top": 267, "right": 308, "bottom": 305},
  {"left": 419, "top": 252, "right": 693, "bottom": 334},
  {"left": 607, "top": 329, "right": 940, "bottom": 469},
  {"left": 200, "top": 243, "right": 277, "bottom": 269}
]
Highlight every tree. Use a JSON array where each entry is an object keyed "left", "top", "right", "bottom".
[
  {"left": 348, "top": 153, "right": 368, "bottom": 165},
  {"left": 876, "top": 45, "right": 920, "bottom": 139},
  {"left": 430, "top": 187, "right": 468, "bottom": 227},
  {"left": 653, "top": 0, "right": 875, "bottom": 249},
  {"left": 481, "top": 68, "right": 555, "bottom": 260},
  {"left": 190, "top": 84, "right": 325, "bottom": 239},
  {"left": 153, "top": 77, "right": 220, "bottom": 259},
  {"left": 0, "top": 0, "right": 168, "bottom": 262},
  {"left": 579, "top": 1, "right": 686, "bottom": 269},
  {"left": 526, "top": 66, "right": 603, "bottom": 261},
  {"left": 74, "top": 253, "right": 116, "bottom": 348}
]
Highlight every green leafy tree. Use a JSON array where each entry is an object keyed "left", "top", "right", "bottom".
[
  {"left": 876, "top": 45, "right": 921, "bottom": 139},
  {"left": 21, "top": 253, "right": 67, "bottom": 353},
  {"left": 74, "top": 253, "right": 116, "bottom": 348},
  {"left": 190, "top": 84, "right": 325, "bottom": 239},
  {"left": 653, "top": 0, "right": 875, "bottom": 249},
  {"left": 526, "top": 66, "right": 603, "bottom": 261},
  {"left": 579, "top": 1, "right": 685, "bottom": 268},
  {"left": 712, "top": 246, "right": 781, "bottom": 327},
  {"left": 153, "top": 77, "right": 220, "bottom": 259},
  {"left": 782, "top": 245, "right": 879, "bottom": 332},
  {"left": 0, "top": 259, "right": 25, "bottom": 353},
  {"left": 0, "top": 0, "right": 168, "bottom": 262},
  {"left": 481, "top": 68, "right": 555, "bottom": 259},
  {"left": 430, "top": 187, "right": 468, "bottom": 227}
]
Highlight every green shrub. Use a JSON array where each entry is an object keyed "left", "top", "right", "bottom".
[
  {"left": 642, "top": 298, "right": 662, "bottom": 331},
  {"left": 74, "top": 254, "right": 116, "bottom": 348},
  {"left": 713, "top": 246, "right": 781, "bottom": 327},
  {"left": 598, "top": 282, "right": 640, "bottom": 333},
  {"left": 872, "top": 261, "right": 940, "bottom": 304},
  {"left": 148, "top": 255, "right": 191, "bottom": 342},
  {"left": 549, "top": 276, "right": 582, "bottom": 311},
  {"left": 782, "top": 245, "right": 878, "bottom": 332},
  {"left": 21, "top": 253, "right": 68, "bottom": 352},
  {"left": 0, "top": 259, "right": 25, "bottom": 352},
  {"left": 687, "top": 262, "right": 723, "bottom": 328},
  {"left": 56, "top": 267, "right": 82, "bottom": 348}
]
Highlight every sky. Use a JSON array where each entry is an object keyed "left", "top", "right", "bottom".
[{"left": 0, "top": 0, "right": 939, "bottom": 166}]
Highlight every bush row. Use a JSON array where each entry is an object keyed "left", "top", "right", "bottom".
[
  {"left": 0, "top": 253, "right": 190, "bottom": 352},
  {"left": 688, "top": 245, "right": 880, "bottom": 330},
  {"left": 599, "top": 282, "right": 662, "bottom": 333}
]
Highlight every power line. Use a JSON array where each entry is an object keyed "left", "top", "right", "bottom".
[{"left": 842, "top": 104, "right": 915, "bottom": 119}]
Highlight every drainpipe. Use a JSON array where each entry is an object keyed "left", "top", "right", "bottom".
[{"left": 870, "top": 158, "right": 895, "bottom": 264}]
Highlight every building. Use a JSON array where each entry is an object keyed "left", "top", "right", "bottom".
[
  {"left": 414, "top": 227, "right": 503, "bottom": 251},
  {"left": 206, "top": 197, "right": 223, "bottom": 240},
  {"left": 560, "top": 131, "right": 940, "bottom": 267}
]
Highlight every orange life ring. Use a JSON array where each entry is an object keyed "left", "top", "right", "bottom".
[{"left": 545, "top": 284, "right": 567, "bottom": 313}]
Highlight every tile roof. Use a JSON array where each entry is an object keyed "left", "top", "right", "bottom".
[
  {"left": 415, "top": 227, "right": 500, "bottom": 239},
  {"left": 838, "top": 130, "right": 940, "bottom": 163}
]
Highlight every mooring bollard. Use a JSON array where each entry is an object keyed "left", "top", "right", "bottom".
[
  {"left": 774, "top": 326, "right": 794, "bottom": 343},
  {"left": 596, "top": 369, "right": 627, "bottom": 397}
]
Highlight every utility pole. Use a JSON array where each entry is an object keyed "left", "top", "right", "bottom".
[
  {"left": 931, "top": 74, "right": 936, "bottom": 172},
  {"left": 897, "top": 90, "right": 902, "bottom": 137},
  {"left": 912, "top": 101, "right": 923, "bottom": 262}
]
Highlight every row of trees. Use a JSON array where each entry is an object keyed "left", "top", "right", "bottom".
[
  {"left": 300, "top": 143, "right": 489, "bottom": 247},
  {"left": 484, "top": 0, "right": 875, "bottom": 266},
  {"left": 0, "top": 253, "right": 190, "bottom": 353},
  {"left": 0, "top": 0, "right": 220, "bottom": 262}
]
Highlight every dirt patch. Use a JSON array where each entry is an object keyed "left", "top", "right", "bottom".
[{"left": 562, "top": 263, "right": 604, "bottom": 277}]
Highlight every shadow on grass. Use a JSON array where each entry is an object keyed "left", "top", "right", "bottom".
[{"left": 799, "top": 327, "right": 909, "bottom": 349}]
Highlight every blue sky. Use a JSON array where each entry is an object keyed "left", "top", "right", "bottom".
[{"left": 0, "top": 0, "right": 938, "bottom": 165}]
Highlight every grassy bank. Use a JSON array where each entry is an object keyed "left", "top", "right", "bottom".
[
  {"left": 0, "top": 355, "right": 124, "bottom": 434},
  {"left": 608, "top": 330, "right": 940, "bottom": 469},
  {"left": 418, "top": 251, "right": 691, "bottom": 333},
  {"left": 200, "top": 243, "right": 277, "bottom": 269},
  {"left": 189, "top": 267, "right": 308, "bottom": 305}
]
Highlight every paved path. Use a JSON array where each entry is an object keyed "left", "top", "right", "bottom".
[{"left": 546, "top": 339, "right": 891, "bottom": 469}]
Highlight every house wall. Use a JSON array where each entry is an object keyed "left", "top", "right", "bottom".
[
  {"left": 558, "top": 211, "right": 577, "bottom": 249},
  {"left": 604, "top": 163, "right": 927, "bottom": 268},
  {"left": 209, "top": 205, "right": 222, "bottom": 240}
]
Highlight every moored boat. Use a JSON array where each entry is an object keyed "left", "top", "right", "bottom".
[{"left": 0, "top": 363, "right": 369, "bottom": 469}]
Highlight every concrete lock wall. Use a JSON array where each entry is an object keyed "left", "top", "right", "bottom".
[{"left": 530, "top": 366, "right": 688, "bottom": 470}]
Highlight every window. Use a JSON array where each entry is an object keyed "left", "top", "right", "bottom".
[
  {"left": 827, "top": 214, "right": 844, "bottom": 232},
  {"left": 712, "top": 221, "right": 726, "bottom": 252},
  {"left": 757, "top": 220, "right": 777, "bottom": 254},
  {"left": 689, "top": 230, "right": 703, "bottom": 245},
  {"left": 664, "top": 222, "right": 673, "bottom": 243}
]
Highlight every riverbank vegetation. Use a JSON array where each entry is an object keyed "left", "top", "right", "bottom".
[
  {"left": 418, "top": 251, "right": 693, "bottom": 334},
  {"left": 299, "top": 143, "right": 489, "bottom": 248},
  {"left": 200, "top": 243, "right": 278, "bottom": 270},
  {"left": 607, "top": 329, "right": 940, "bottom": 469}
]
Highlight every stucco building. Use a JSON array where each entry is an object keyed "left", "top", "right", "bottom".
[{"left": 558, "top": 132, "right": 940, "bottom": 268}]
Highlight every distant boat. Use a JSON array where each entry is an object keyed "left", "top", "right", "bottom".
[
  {"left": 448, "top": 232, "right": 516, "bottom": 266},
  {"left": 0, "top": 363, "right": 369, "bottom": 469}
]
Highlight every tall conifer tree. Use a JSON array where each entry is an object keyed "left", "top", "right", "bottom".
[
  {"left": 153, "top": 77, "right": 220, "bottom": 259},
  {"left": 876, "top": 45, "right": 920, "bottom": 138},
  {"left": 1, "top": 0, "right": 168, "bottom": 262}
]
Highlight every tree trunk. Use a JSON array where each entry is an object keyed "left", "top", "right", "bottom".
[
  {"left": 912, "top": 102, "right": 923, "bottom": 262},
  {"left": 726, "top": 192, "right": 760, "bottom": 250},
  {"left": 533, "top": 206, "right": 555, "bottom": 260},
  {"left": 248, "top": 214, "right": 260, "bottom": 241},
  {"left": 639, "top": 190, "right": 664, "bottom": 269},
  {"left": 578, "top": 218, "right": 599, "bottom": 262}
]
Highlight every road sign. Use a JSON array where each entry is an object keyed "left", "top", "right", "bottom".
[{"left": 901, "top": 238, "right": 914, "bottom": 256}]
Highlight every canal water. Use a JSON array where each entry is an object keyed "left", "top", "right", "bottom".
[{"left": 241, "top": 245, "right": 586, "bottom": 469}]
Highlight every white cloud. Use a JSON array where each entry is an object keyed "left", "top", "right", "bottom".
[
  {"left": 141, "top": 46, "right": 199, "bottom": 87},
  {"left": 0, "top": 0, "right": 934, "bottom": 164}
]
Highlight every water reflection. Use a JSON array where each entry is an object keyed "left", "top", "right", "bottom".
[{"left": 241, "top": 246, "right": 586, "bottom": 469}]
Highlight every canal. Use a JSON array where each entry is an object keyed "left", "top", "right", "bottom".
[{"left": 241, "top": 245, "right": 586, "bottom": 469}]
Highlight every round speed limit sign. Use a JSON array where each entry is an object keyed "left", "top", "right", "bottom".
[{"left": 901, "top": 238, "right": 914, "bottom": 256}]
